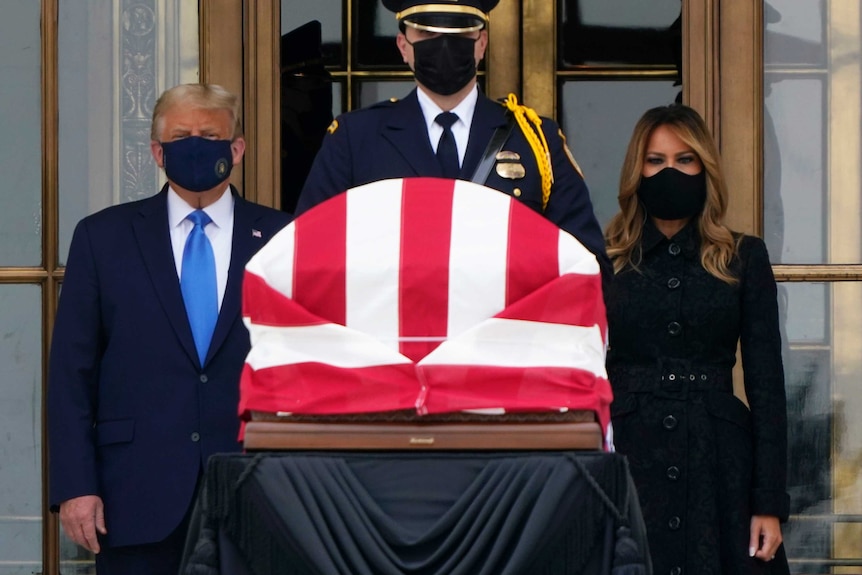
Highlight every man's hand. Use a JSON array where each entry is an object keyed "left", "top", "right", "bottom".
[
  {"left": 59, "top": 495, "right": 107, "bottom": 554},
  {"left": 749, "top": 515, "right": 782, "bottom": 562}
]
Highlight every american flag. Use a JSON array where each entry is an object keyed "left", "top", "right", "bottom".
[{"left": 240, "top": 178, "right": 611, "bottom": 437}]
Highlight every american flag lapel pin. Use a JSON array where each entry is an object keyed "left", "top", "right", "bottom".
[{"left": 252, "top": 229, "right": 262, "bottom": 238}]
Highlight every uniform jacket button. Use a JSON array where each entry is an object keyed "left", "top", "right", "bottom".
[
  {"left": 666, "top": 465, "right": 680, "bottom": 480},
  {"left": 662, "top": 415, "right": 678, "bottom": 430},
  {"left": 668, "top": 243, "right": 681, "bottom": 256},
  {"left": 667, "top": 277, "right": 681, "bottom": 289},
  {"left": 199, "top": 374, "right": 209, "bottom": 383},
  {"left": 667, "top": 321, "right": 682, "bottom": 336},
  {"left": 670, "top": 567, "right": 682, "bottom": 575},
  {"left": 191, "top": 432, "right": 201, "bottom": 442},
  {"left": 668, "top": 515, "right": 681, "bottom": 530}
]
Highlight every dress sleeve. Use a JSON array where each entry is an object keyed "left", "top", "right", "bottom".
[{"left": 738, "top": 235, "right": 790, "bottom": 520}]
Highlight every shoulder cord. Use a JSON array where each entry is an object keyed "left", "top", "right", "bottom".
[{"left": 504, "top": 93, "right": 554, "bottom": 211}]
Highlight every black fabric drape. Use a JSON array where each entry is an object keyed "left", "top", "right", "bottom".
[{"left": 181, "top": 452, "right": 650, "bottom": 575}]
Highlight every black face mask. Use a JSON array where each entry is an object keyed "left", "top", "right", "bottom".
[
  {"left": 409, "top": 35, "right": 478, "bottom": 96},
  {"left": 636, "top": 167, "right": 707, "bottom": 220}
]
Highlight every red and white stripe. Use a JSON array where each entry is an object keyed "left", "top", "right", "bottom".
[{"left": 240, "top": 178, "right": 611, "bottom": 435}]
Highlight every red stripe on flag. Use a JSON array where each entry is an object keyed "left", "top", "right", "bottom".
[
  {"left": 398, "top": 178, "right": 454, "bottom": 361},
  {"left": 419, "top": 364, "right": 613, "bottom": 433},
  {"left": 294, "top": 194, "right": 347, "bottom": 326},
  {"left": 506, "top": 201, "right": 560, "bottom": 307},
  {"left": 242, "top": 271, "right": 329, "bottom": 326},
  {"left": 239, "top": 361, "right": 420, "bottom": 418},
  {"left": 496, "top": 273, "right": 607, "bottom": 334}
]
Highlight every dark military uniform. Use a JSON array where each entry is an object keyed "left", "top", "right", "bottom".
[{"left": 296, "top": 88, "right": 610, "bottom": 277}]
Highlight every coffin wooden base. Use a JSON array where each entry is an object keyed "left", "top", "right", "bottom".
[{"left": 243, "top": 410, "right": 602, "bottom": 451}]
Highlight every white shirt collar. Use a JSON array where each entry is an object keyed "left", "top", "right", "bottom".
[
  {"left": 167, "top": 185, "right": 235, "bottom": 230},
  {"left": 416, "top": 84, "right": 479, "bottom": 132}
]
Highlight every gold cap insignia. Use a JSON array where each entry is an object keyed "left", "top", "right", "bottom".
[{"left": 326, "top": 119, "right": 339, "bottom": 135}]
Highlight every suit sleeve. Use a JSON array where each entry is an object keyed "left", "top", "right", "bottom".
[
  {"left": 295, "top": 115, "right": 355, "bottom": 216},
  {"left": 540, "top": 119, "right": 612, "bottom": 284},
  {"left": 47, "top": 219, "right": 103, "bottom": 510},
  {"left": 739, "top": 236, "right": 790, "bottom": 521}
]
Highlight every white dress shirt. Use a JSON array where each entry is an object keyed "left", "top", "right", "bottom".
[
  {"left": 168, "top": 187, "right": 234, "bottom": 310},
  {"left": 416, "top": 85, "right": 479, "bottom": 168}
]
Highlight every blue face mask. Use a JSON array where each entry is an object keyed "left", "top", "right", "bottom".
[{"left": 160, "top": 136, "right": 233, "bottom": 192}]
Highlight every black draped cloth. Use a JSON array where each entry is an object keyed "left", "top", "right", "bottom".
[{"left": 181, "top": 452, "right": 650, "bottom": 575}]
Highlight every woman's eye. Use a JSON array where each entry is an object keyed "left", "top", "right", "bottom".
[{"left": 646, "top": 157, "right": 664, "bottom": 165}]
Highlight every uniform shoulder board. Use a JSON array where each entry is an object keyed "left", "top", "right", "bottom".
[
  {"left": 369, "top": 97, "right": 400, "bottom": 109},
  {"left": 557, "top": 128, "right": 585, "bottom": 179}
]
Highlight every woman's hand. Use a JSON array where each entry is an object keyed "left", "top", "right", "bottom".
[{"left": 749, "top": 515, "right": 782, "bottom": 561}]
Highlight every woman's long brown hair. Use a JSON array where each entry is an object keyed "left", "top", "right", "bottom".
[{"left": 604, "top": 104, "right": 739, "bottom": 283}]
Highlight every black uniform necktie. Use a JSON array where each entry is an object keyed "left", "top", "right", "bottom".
[{"left": 435, "top": 111, "right": 460, "bottom": 179}]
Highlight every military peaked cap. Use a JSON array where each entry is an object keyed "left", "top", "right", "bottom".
[{"left": 381, "top": 0, "right": 501, "bottom": 33}]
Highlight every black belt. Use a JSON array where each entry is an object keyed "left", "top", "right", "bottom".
[{"left": 607, "top": 364, "right": 733, "bottom": 395}]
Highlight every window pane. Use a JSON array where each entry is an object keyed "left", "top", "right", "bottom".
[
  {"left": 0, "top": 0, "right": 41, "bottom": 266},
  {"left": 358, "top": 80, "right": 417, "bottom": 108},
  {"left": 559, "top": 0, "right": 680, "bottom": 68},
  {"left": 355, "top": 0, "right": 403, "bottom": 68},
  {"left": 281, "top": 0, "right": 343, "bottom": 67},
  {"left": 764, "top": 0, "right": 826, "bottom": 67},
  {"left": 764, "top": 2, "right": 861, "bottom": 266},
  {"left": 0, "top": 285, "right": 41, "bottom": 574},
  {"left": 558, "top": 80, "right": 679, "bottom": 230},
  {"left": 58, "top": 1, "right": 199, "bottom": 265},
  {"left": 781, "top": 282, "right": 862, "bottom": 571}
]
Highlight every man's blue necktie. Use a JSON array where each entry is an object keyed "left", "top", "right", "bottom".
[
  {"left": 181, "top": 210, "right": 218, "bottom": 365},
  {"left": 435, "top": 111, "right": 460, "bottom": 179}
]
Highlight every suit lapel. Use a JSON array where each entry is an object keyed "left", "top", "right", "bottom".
[
  {"left": 133, "top": 185, "right": 200, "bottom": 366},
  {"left": 205, "top": 191, "right": 268, "bottom": 365},
  {"left": 381, "top": 90, "right": 444, "bottom": 177},
  {"left": 461, "top": 94, "right": 508, "bottom": 179}
]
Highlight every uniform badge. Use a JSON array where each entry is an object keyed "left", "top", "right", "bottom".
[
  {"left": 326, "top": 119, "right": 339, "bottom": 135},
  {"left": 495, "top": 150, "right": 525, "bottom": 179},
  {"left": 495, "top": 151, "right": 521, "bottom": 161},
  {"left": 496, "top": 162, "right": 526, "bottom": 179}
]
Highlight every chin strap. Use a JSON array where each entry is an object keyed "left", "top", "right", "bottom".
[{"left": 504, "top": 93, "right": 554, "bottom": 211}]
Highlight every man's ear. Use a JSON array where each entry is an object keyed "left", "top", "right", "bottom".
[
  {"left": 230, "top": 137, "right": 246, "bottom": 165},
  {"left": 150, "top": 141, "right": 164, "bottom": 168},
  {"left": 396, "top": 32, "right": 411, "bottom": 64},
  {"left": 474, "top": 29, "right": 489, "bottom": 63}
]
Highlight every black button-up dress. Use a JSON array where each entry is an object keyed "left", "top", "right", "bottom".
[{"left": 606, "top": 219, "right": 790, "bottom": 575}]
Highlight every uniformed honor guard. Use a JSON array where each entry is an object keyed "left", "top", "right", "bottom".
[{"left": 296, "top": 0, "right": 610, "bottom": 281}]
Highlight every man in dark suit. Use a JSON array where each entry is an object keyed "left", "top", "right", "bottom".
[
  {"left": 47, "top": 83, "right": 291, "bottom": 574},
  {"left": 297, "top": 0, "right": 610, "bottom": 279}
]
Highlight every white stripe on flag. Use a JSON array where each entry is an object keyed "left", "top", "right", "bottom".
[
  {"left": 246, "top": 224, "right": 296, "bottom": 299},
  {"left": 448, "top": 181, "right": 510, "bottom": 337},
  {"left": 420, "top": 317, "right": 607, "bottom": 376},
  {"left": 558, "top": 228, "right": 600, "bottom": 276},
  {"left": 244, "top": 322, "right": 412, "bottom": 370},
  {"left": 345, "top": 180, "right": 404, "bottom": 352}
]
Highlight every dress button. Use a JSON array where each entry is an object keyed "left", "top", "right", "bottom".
[
  {"left": 200, "top": 374, "right": 209, "bottom": 383},
  {"left": 670, "top": 567, "right": 682, "bottom": 575},
  {"left": 191, "top": 432, "right": 201, "bottom": 442},
  {"left": 667, "top": 321, "right": 682, "bottom": 336},
  {"left": 668, "top": 243, "right": 681, "bottom": 256},
  {"left": 667, "top": 466, "right": 681, "bottom": 480},
  {"left": 667, "top": 277, "right": 681, "bottom": 289},
  {"left": 668, "top": 515, "right": 681, "bottom": 530},
  {"left": 662, "top": 415, "right": 678, "bottom": 430}
]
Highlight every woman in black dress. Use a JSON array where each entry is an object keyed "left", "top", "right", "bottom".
[{"left": 605, "top": 104, "right": 790, "bottom": 575}]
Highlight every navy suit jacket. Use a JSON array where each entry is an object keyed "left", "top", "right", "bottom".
[
  {"left": 47, "top": 186, "right": 291, "bottom": 547},
  {"left": 297, "top": 88, "right": 610, "bottom": 277}
]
